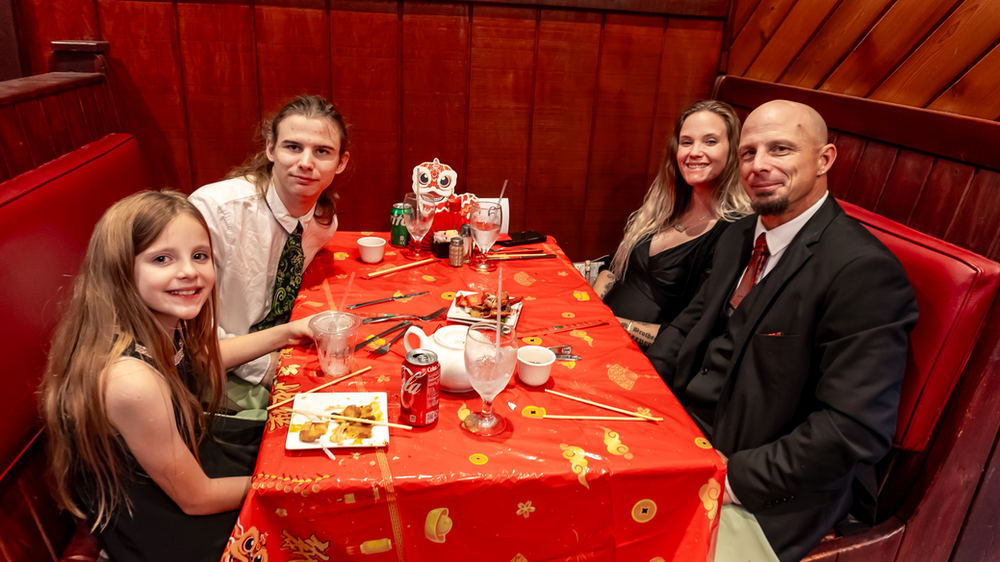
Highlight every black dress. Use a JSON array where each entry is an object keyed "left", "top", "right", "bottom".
[
  {"left": 81, "top": 345, "right": 264, "bottom": 562},
  {"left": 604, "top": 220, "right": 728, "bottom": 328}
]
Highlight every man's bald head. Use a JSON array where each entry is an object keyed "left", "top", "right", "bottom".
[{"left": 738, "top": 100, "right": 837, "bottom": 228}]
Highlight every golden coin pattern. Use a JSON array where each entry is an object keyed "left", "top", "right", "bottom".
[
  {"left": 695, "top": 437, "right": 713, "bottom": 449},
  {"left": 469, "top": 453, "right": 489, "bottom": 465},
  {"left": 521, "top": 336, "right": 543, "bottom": 345},
  {"left": 560, "top": 443, "right": 590, "bottom": 489},
  {"left": 441, "top": 291, "right": 456, "bottom": 300},
  {"left": 521, "top": 405, "right": 546, "bottom": 419},
  {"left": 631, "top": 499, "right": 657, "bottom": 523},
  {"left": 562, "top": 312, "right": 576, "bottom": 318}
]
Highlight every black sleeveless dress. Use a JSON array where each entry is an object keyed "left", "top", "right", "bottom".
[
  {"left": 81, "top": 344, "right": 264, "bottom": 562},
  {"left": 604, "top": 220, "right": 728, "bottom": 328}
]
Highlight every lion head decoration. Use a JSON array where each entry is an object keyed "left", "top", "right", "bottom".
[{"left": 412, "top": 158, "right": 458, "bottom": 201}]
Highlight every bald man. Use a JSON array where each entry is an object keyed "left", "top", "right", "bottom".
[{"left": 647, "top": 100, "right": 918, "bottom": 561}]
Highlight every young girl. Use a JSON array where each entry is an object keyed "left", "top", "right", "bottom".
[{"left": 40, "top": 190, "right": 313, "bottom": 561}]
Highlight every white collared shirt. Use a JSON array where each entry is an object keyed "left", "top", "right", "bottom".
[
  {"left": 726, "top": 191, "right": 828, "bottom": 505},
  {"left": 190, "top": 177, "right": 338, "bottom": 384}
]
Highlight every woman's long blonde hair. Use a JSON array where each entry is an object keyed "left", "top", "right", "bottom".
[
  {"left": 226, "top": 95, "right": 349, "bottom": 225},
  {"left": 39, "top": 190, "right": 225, "bottom": 529},
  {"left": 609, "top": 100, "right": 750, "bottom": 278}
]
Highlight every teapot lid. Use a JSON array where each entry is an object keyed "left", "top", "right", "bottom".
[{"left": 433, "top": 325, "right": 469, "bottom": 349}]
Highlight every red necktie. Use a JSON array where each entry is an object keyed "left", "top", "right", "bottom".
[{"left": 730, "top": 233, "right": 770, "bottom": 310}]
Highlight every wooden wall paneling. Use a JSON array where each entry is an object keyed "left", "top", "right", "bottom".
[
  {"left": 14, "top": 100, "right": 57, "bottom": 167},
  {"left": 400, "top": 2, "right": 470, "bottom": 200},
  {"left": 16, "top": 0, "right": 98, "bottom": 75},
  {"left": 17, "top": 446, "right": 74, "bottom": 559},
  {"left": 906, "top": 160, "right": 974, "bottom": 241},
  {"left": 255, "top": 0, "right": 332, "bottom": 116},
  {"left": 826, "top": 133, "right": 863, "bottom": 200},
  {"left": 92, "top": 79, "right": 121, "bottom": 133},
  {"left": 0, "top": 105, "right": 33, "bottom": 179},
  {"left": 726, "top": 0, "right": 798, "bottom": 76},
  {"left": 819, "top": 0, "right": 963, "bottom": 98},
  {"left": 0, "top": 459, "right": 57, "bottom": 562},
  {"left": 743, "top": 0, "right": 840, "bottom": 83},
  {"left": 929, "top": 43, "right": 1000, "bottom": 121},
  {"left": 37, "top": 95, "right": 75, "bottom": 157},
  {"left": 943, "top": 170, "right": 1000, "bottom": 257},
  {"left": 177, "top": 0, "right": 260, "bottom": 189},
  {"left": 328, "top": 0, "right": 400, "bottom": 231},
  {"left": 778, "top": 0, "right": 893, "bottom": 89},
  {"left": 645, "top": 18, "right": 724, "bottom": 186},
  {"left": 98, "top": 0, "right": 193, "bottom": 190},
  {"left": 842, "top": 141, "right": 896, "bottom": 211},
  {"left": 525, "top": 9, "right": 601, "bottom": 260},
  {"left": 580, "top": 13, "right": 664, "bottom": 261},
  {"left": 729, "top": 0, "right": 763, "bottom": 44},
  {"left": 465, "top": 5, "right": 536, "bottom": 234},
  {"left": 950, "top": 430, "right": 1000, "bottom": 562},
  {"left": 55, "top": 90, "right": 90, "bottom": 150},
  {"left": 873, "top": 149, "right": 933, "bottom": 225},
  {"left": 75, "top": 84, "right": 107, "bottom": 139},
  {"left": 869, "top": 0, "right": 1000, "bottom": 108}
]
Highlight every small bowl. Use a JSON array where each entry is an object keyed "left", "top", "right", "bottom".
[
  {"left": 358, "top": 236, "right": 387, "bottom": 263},
  {"left": 517, "top": 346, "right": 556, "bottom": 387}
]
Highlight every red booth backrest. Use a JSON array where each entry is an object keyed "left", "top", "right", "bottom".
[
  {"left": 0, "top": 133, "right": 147, "bottom": 559},
  {"left": 840, "top": 201, "right": 1000, "bottom": 451}
]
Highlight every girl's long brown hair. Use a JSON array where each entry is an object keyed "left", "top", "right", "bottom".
[
  {"left": 226, "top": 95, "right": 349, "bottom": 225},
  {"left": 39, "top": 190, "right": 225, "bottom": 529}
]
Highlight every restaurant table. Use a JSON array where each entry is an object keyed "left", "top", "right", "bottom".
[{"left": 224, "top": 231, "right": 725, "bottom": 562}]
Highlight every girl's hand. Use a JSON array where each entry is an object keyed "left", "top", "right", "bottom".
[{"left": 283, "top": 315, "right": 316, "bottom": 346}]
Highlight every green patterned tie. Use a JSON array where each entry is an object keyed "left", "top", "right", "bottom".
[{"left": 251, "top": 222, "right": 304, "bottom": 332}]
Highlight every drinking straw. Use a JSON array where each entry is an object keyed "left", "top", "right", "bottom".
[
  {"left": 498, "top": 179, "right": 508, "bottom": 202},
  {"left": 339, "top": 272, "right": 355, "bottom": 312},
  {"left": 496, "top": 266, "right": 503, "bottom": 358}
]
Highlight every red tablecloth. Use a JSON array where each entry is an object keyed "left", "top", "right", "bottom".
[{"left": 224, "top": 231, "right": 725, "bottom": 562}]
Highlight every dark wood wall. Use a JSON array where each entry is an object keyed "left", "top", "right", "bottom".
[
  {"left": 725, "top": 0, "right": 1000, "bottom": 121},
  {"left": 14, "top": 0, "right": 729, "bottom": 261}
]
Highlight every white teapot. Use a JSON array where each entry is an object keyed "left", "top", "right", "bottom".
[{"left": 403, "top": 325, "right": 472, "bottom": 393}]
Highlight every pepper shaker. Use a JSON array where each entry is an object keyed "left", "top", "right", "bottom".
[
  {"left": 459, "top": 224, "right": 473, "bottom": 263},
  {"left": 449, "top": 237, "right": 465, "bottom": 267}
]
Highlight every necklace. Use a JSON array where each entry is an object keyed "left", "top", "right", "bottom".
[
  {"left": 671, "top": 214, "right": 713, "bottom": 233},
  {"left": 134, "top": 338, "right": 185, "bottom": 365}
]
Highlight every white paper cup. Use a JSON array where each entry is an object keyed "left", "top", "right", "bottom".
[
  {"left": 358, "top": 236, "right": 387, "bottom": 263},
  {"left": 308, "top": 311, "right": 362, "bottom": 376},
  {"left": 517, "top": 346, "right": 556, "bottom": 386}
]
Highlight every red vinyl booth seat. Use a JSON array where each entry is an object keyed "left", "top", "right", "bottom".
[{"left": 841, "top": 200, "right": 1000, "bottom": 452}]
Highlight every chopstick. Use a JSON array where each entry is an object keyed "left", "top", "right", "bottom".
[
  {"left": 544, "top": 389, "right": 663, "bottom": 421},
  {"left": 486, "top": 254, "right": 556, "bottom": 261},
  {"left": 267, "top": 366, "right": 372, "bottom": 411},
  {"left": 541, "top": 415, "right": 651, "bottom": 421},
  {"left": 365, "top": 258, "right": 436, "bottom": 279},
  {"left": 291, "top": 410, "right": 413, "bottom": 430}
]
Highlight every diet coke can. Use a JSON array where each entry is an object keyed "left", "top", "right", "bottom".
[{"left": 401, "top": 349, "right": 441, "bottom": 426}]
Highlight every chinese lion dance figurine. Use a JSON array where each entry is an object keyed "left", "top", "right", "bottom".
[{"left": 412, "top": 158, "right": 476, "bottom": 249}]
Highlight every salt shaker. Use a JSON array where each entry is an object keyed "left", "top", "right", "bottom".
[
  {"left": 449, "top": 237, "right": 465, "bottom": 267},
  {"left": 459, "top": 224, "right": 472, "bottom": 263}
]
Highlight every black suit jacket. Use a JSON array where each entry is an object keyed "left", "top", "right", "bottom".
[{"left": 647, "top": 197, "right": 918, "bottom": 562}]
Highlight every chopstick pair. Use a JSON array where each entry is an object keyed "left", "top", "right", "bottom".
[
  {"left": 486, "top": 254, "right": 556, "bottom": 261},
  {"left": 365, "top": 258, "right": 436, "bottom": 279},
  {"left": 266, "top": 366, "right": 372, "bottom": 411},
  {"left": 541, "top": 389, "right": 663, "bottom": 422},
  {"left": 291, "top": 409, "right": 413, "bottom": 430}
]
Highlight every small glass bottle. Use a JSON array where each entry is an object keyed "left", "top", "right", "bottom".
[
  {"left": 459, "top": 224, "right": 473, "bottom": 263},
  {"left": 449, "top": 237, "right": 465, "bottom": 267}
]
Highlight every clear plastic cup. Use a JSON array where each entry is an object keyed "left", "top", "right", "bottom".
[{"left": 308, "top": 311, "right": 362, "bottom": 376}]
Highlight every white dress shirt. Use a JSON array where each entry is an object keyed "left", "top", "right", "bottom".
[
  {"left": 726, "top": 191, "right": 829, "bottom": 505},
  {"left": 190, "top": 177, "right": 338, "bottom": 384}
]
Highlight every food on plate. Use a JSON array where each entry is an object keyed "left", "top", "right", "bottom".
[
  {"left": 299, "top": 421, "right": 329, "bottom": 443},
  {"left": 457, "top": 290, "right": 522, "bottom": 319}
]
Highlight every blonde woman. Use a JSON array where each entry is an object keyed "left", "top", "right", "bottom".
[{"left": 594, "top": 101, "right": 750, "bottom": 349}]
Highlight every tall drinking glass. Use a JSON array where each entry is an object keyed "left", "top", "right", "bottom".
[
  {"left": 469, "top": 200, "right": 502, "bottom": 272},
  {"left": 462, "top": 321, "right": 517, "bottom": 436},
  {"left": 402, "top": 192, "right": 436, "bottom": 260}
]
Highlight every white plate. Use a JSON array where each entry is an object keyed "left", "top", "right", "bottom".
[
  {"left": 447, "top": 291, "right": 523, "bottom": 329},
  {"left": 285, "top": 392, "right": 390, "bottom": 450}
]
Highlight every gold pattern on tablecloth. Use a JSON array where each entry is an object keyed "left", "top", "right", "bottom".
[
  {"left": 361, "top": 231, "right": 373, "bottom": 235},
  {"left": 631, "top": 499, "right": 657, "bottom": 523},
  {"left": 226, "top": 520, "right": 268, "bottom": 561},
  {"left": 572, "top": 289, "right": 589, "bottom": 300},
  {"left": 699, "top": 479, "right": 722, "bottom": 520},
  {"left": 514, "top": 271, "right": 536, "bottom": 286},
  {"left": 392, "top": 289, "right": 419, "bottom": 302},
  {"left": 516, "top": 501, "right": 535, "bottom": 518},
  {"left": 377, "top": 373, "right": 391, "bottom": 383},
  {"left": 385, "top": 250, "right": 397, "bottom": 256},
  {"left": 276, "top": 508, "right": 287, "bottom": 517},
  {"left": 558, "top": 271, "right": 569, "bottom": 277},
  {"left": 334, "top": 252, "right": 348, "bottom": 260},
  {"left": 421, "top": 275, "right": 435, "bottom": 282},
  {"left": 511, "top": 555, "right": 529, "bottom": 562},
  {"left": 252, "top": 473, "right": 332, "bottom": 496},
  {"left": 424, "top": 508, "right": 453, "bottom": 544},
  {"left": 560, "top": 444, "right": 590, "bottom": 489},
  {"left": 278, "top": 363, "right": 300, "bottom": 376},
  {"left": 458, "top": 403, "right": 472, "bottom": 421},
  {"left": 562, "top": 312, "right": 575, "bottom": 318},
  {"left": 347, "top": 538, "right": 393, "bottom": 555},
  {"left": 280, "top": 529, "right": 330, "bottom": 560},
  {"left": 607, "top": 364, "right": 639, "bottom": 391},
  {"left": 599, "top": 427, "right": 634, "bottom": 459},
  {"left": 695, "top": 437, "right": 713, "bottom": 449},
  {"left": 304, "top": 301, "right": 324, "bottom": 308},
  {"left": 521, "top": 336, "right": 543, "bottom": 345},
  {"left": 469, "top": 453, "right": 489, "bottom": 465},
  {"left": 334, "top": 273, "right": 348, "bottom": 279},
  {"left": 521, "top": 405, "right": 546, "bottom": 419},
  {"left": 570, "top": 330, "right": 594, "bottom": 347},
  {"left": 559, "top": 361, "right": 576, "bottom": 369},
  {"left": 523, "top": 295, "right": 537, "bottom": 301},
  {"left": 266, "top": 381, "right": 300, "bottom": 432},
  {"left": 441, "top": 291, "right": 456, "bottom": 300}
]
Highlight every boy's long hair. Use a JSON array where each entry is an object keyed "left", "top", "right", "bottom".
[
  {"left": 226, "top": 95, "right": 349, "bottom": 225},
  {"left": 39, "top": 190, "right": 225, "bottom": 529},
  {"left": 609, "top": 100, "right": 750, "bottom": 278}
]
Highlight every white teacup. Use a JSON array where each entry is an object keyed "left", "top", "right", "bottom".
[
  {"left": 358, "top": 236, "right": 386, "bottom": 263},
  {"left": 517, "top": 346, "right": 556, "bottom": 386}
]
